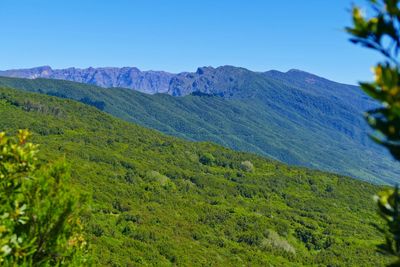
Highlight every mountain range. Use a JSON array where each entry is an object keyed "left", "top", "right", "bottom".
[
  {"left": 0, "top": 66, "right": 398, "bottom": 184},
  {"left": 0, "top": 65, "right": 366, "bottom": 96}
]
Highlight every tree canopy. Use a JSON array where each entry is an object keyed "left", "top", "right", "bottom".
[{"left": 347, "top": 0, "right": 400, "bottom": 265}]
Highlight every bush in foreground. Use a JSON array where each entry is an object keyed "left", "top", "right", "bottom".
[{"left": 0, "top": 130, "right": 88, "bottom": 266}]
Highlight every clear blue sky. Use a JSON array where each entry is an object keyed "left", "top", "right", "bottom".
[{"left": 0, "top": 0, "right": 380, "bottom": 84}]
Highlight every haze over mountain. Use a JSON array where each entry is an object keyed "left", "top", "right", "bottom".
[{"left": 0, "top": 65, "right": 398, "bottom": 184}]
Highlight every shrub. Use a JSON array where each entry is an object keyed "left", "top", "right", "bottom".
[
  {"left": 295, "top": 227, "right": 329, "bottom": 251},
  {"left": 199, "top": 153, "right": 215, "bottom": 166},
  {"left": 240, "top": 161, "right": 254, "bottom": 172},
  {"left": 145, "top": 171, "right": 176, "bottom": 190},
  {"left": 237, "top": 231, "right": 263, "bottom": 246},
  {"left": 261, "top": 230, "right": 295, "bottom": 254},
  {"left": 347, "top": 1, "right": 400, "bottom": 264},
  {"left": 0, "top": 130, "right": 88, "bottom": 265}
]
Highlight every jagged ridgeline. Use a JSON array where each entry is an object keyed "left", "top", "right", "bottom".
[
  {"left": 0, "top": 87, "right": 393, "bottom": 265},
  {"left": 0, "top": 67, "right": 399, "bottom": 184}
]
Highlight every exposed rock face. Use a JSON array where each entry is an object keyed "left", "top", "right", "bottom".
[
  {"left": 0, "top": 65, "right": 264, "bottom": 96},
  {"left": 0, "top": 65, "right": 359, "bottom": 99},
  {"left": 0, "top": 66, "right": 174, "bottom": 94}
]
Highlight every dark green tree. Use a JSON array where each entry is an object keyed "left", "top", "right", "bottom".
[
  {"left": 0, "top": 130, "right": 88, "bottom": 266},
  {"left": 199, "top": 153, "right": 215, "bottom": 166},
  {"left": 347, "top": 0, "right": 400, "bottom": 265}
]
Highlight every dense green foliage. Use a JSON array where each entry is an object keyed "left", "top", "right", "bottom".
[
  {"left": 0, "top": 130, "right": 88, "bottom": 266},
  {"left": 347, "top": 0, "right": 400, "bottom": 161},
  {"left": 0, "top": 87, "right": 394, "bottom": 266},
  {"left": 347, "top": 1, "right": 400, "bottom": 265},
  {"left": 374, "top": 187, "right": 400, "bottom": 266},
  {"left": 0, "top": 74, "right": 398, "bottom": 184}
]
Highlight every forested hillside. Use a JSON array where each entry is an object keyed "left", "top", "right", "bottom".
[
  {"left": 0, "top": 73, "right": 398, "bottom": 184},
  {"left": 0, "top": 87, "right": 392, "bottom": 266}
]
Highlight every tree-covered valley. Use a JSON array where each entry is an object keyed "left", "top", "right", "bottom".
[
  {"left": 4, "top": 1, "right": 400, "bottom": 265},
  {"left": 0, "top": 68, "right": 398, "bottom": 185},
  {"left": 0, "top": 86, "right": 394, "bottom": 266}
]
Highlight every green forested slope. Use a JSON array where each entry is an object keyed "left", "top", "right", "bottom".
[
  {"left": 0, "top": 87, "right": 392, "bottom": 266},
  {"left": 0, "top": 75, "right": 398, "bottom": 184}
]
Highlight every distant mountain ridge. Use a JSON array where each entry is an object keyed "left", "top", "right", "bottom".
[
  {"left": 0, "top": 66, "right": 175, "bottom": 94},
  {"left": 0, "top": 65, "right": 353, "bottom": 97}
]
